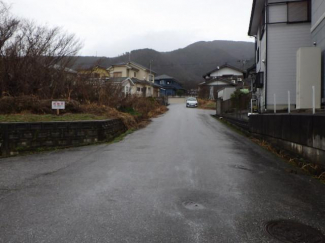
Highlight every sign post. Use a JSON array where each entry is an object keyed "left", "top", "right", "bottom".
[{"left": 52, "top": 101, "right": 65, "bottom": 115}]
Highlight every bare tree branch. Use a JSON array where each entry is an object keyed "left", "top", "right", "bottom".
[{"left": 0, "top": 2, "right": 83, "bottom": 98}]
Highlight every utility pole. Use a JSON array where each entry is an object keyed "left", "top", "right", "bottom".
[{"left": 149, "top": 60, "right": 153, "bottom": 82}]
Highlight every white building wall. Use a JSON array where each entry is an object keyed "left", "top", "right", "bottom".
[
  {"left": 250, "top": 0, "right": 314, "bottom": 110},
  {"left": 130, "top": 85, "right": 137, "bottom": 95},
  {"left": 268, "top": 0, "right": 304, "bottom": 3},
  {"left": 312, "top": 0, "right": 325, "bottom": 26},
  {"left": 210, "top": 67, "right": 243, "bottom": 77},
  {"left": 296, "top": 47, "right": 322, "bottom": 109},
  {"left": 256, "top": 30, "right": 267, "bottom": 73},
  {"left": 223, "top": 88, "right": 237, "bottom": 101},
  {"left": 256, "top": 26, "right": 267, "bottom": 110},
  {"left": 311, "top": 20, "right": 325, "bottom": 50},
  {"left": 311, "top": 0, "right": 325, "bottom": 103},
  {"left": 207, "top": 80, "right": 232, "bottom": 86},
  {"left": 218, "top": 90, "right": 224, "bottom": 99},
  {"left": 267, "top": 23, "right": 312, "bottom": 108}
]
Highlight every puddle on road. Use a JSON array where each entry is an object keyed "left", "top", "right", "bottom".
[{"left": 182, "top": 201, "right": 205, "bottom": 210}]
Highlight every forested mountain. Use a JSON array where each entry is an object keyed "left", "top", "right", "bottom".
[{"left": 73, "top": 40, "right": 255, "bottom": 88}]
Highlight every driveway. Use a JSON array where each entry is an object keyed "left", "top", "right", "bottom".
[{"left": 0, "top": 104, "right": 324, "bottom": 243}]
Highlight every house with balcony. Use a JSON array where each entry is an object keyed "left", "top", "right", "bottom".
[
  {"left": 248, "top": 0, "right": 313, "bottom": 111},
  {"left": 154, "top": 74, "right": 186, "bottom": 96},
  {"left": 106, "top": 62, "right": 161, "bottom": 97}
]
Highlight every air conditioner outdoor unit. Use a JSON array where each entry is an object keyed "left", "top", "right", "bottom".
[{"left": 296, "top": 47, "right": 321, "bottom": 109}]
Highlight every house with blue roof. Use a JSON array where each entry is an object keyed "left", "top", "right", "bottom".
[{"left": 154, "top": 75, "right": 186, "bottom": 96}]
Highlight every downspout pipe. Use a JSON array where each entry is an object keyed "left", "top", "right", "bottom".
[{"left": 265, "top": 0, "right": 268, "bottom": 111}]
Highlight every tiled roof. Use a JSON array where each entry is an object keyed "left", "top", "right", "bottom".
[
  {"left": 109, "top": 61, "right": 157, "bottom": 74},
  {"left": 130, "top": 78, "right": 162, "bottom": 88},
  {"left": 203, "top": 63, "right": 245, "bottom": 78},
  {"left": 204, "top": 77, "right": 238, "bottom": 86},
  {"left": 155, "top": 74, "right": 175, "bottom": 80}
]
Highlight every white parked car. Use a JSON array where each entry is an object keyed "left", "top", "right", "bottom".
[{"left": 186, "top": 97, "right": 198, "bottom": 108}]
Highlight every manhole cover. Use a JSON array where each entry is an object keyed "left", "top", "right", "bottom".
[
  {"left": 182, "top": 201, "right": 204, "bottom": 210},
  {"left": 265, "top": 220, "right": 325, "bottom": 243}
]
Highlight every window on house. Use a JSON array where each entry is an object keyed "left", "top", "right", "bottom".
[
  {"left": 149, "top": 75, "right": 153, "bottom": 82},
  {"left": 257, "top": 48, "right": 260, "bottom": 63},
  {"left": 113, "top": 72, "right": 122, "bottom": 77},
  {"left": 260, "top": 9, "right": 265, "bottom": 40},
  {"left": 167, "top": 81, "right": 171, "bottom": 85},
  {"left": 255, "top": 72, "right": 264, "bottom": 88},
  {"left": 160, "top": 80, "right": 165, "bottom": 85},
  {"left": 134, "top": 72, "right": 137, "bottom": 77},
  {"left": 269, "top": 4, "right": 287, "bottom": 23},
  {"left": 137, "top": 87, "right": 141, "bottom": 92},
  {"left": 288, "top": 1, "right": 310, "bottom": 23}
]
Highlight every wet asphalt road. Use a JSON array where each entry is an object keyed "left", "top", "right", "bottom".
[{"left": 0, "top": 104, "right": 324, "bottom": 243}]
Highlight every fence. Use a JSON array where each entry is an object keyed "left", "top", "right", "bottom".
[
  {"left": 217, "top": 93, "right": 251, "bottom": 122},
  {"left": 249, "top": 114, "right": 325, "bottom": 165}
]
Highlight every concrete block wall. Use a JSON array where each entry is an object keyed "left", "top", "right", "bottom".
[
  {"left": 249, "top": 114, "right": 325, "bottom": 165},
  {"left": 0, "top": 119, "right": 126, "bottom": 156}
]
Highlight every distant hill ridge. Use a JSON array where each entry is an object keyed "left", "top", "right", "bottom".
[{"left": 73, "top": 40, "right": 255, "bottom": 88}]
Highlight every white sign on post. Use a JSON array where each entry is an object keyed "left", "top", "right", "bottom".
[
  {"left": 52, "top": 101, "right": 65, "bottom": 110},
  {"left": 52, "top": 101, "right": 65, "bottom": 115}
]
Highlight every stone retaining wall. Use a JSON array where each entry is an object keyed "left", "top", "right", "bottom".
[{"left": 0, "top": 119, "right": 126, "bottom": 156}]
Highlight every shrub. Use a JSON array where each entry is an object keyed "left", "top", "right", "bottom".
[{"left": 0, "top": 96, "right": 81, "bottom": 114}]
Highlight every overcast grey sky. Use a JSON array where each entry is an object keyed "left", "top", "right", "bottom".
[{"left": 9, "top": 0, "right": 254, "bottom": 57}]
